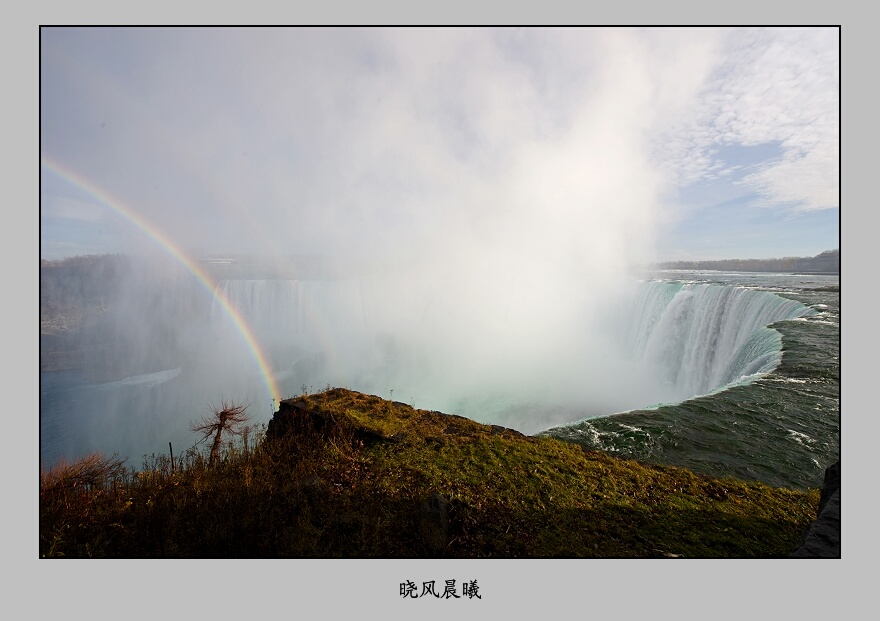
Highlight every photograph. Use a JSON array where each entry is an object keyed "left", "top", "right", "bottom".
[{"left": 33, "top": 22, "right": 849, "bottom": 612}]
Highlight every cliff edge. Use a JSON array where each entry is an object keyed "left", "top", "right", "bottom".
[{"left": 791, "top": 461, "right": 841, "bottom": 558}]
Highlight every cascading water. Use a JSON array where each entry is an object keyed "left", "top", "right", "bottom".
[
  {"left": 539, "top": 272, "right": 837, "bottom": 490},
  {"left": 624, "top": 281, "right": 813, "bottom": 403},
  {"left": 41, "top": 269, "right": 835, "bottom": 488},
  {"left": 210, "top": 278, "right": 419, "bottom": 392},
  {"left": 211, "top": 277, "right": 813, "bottom": 432}
]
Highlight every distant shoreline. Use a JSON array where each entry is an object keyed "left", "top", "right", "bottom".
[
  {"left": 653, "top": 268, "right": 839, "bottom": 276},
  {"left": 653, "top": 249, "right": 839, "bottom": 275}
]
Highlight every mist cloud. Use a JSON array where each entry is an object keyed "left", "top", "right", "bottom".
[{"left": 40, "top": 27, "right": 839, "bottom": 431}]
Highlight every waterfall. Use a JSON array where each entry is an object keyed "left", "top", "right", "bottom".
[
  {"left": 625, "top": 281, "right": 812, "bottom": 399},
  {"left": 210, "top": 278, "right": 813, "bottom": 425},
  {"left": 212, "top": 279, "right": 376, "bottom": 343}
]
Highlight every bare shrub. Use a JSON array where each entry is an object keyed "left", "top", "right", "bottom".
[{"left": 190, "top": 400, "right": 251, "bottom": 466}]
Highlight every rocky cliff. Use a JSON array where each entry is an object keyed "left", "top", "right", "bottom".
[{"left": 791, "top": 460, "right": 841, "bottom": 558}]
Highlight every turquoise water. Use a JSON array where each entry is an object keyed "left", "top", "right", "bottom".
[
  {"left": 541, "top": 271, "right": 840, "bottom": 490},
  {"left": 40, "top": 269, "right": 839, "bottom": 490}
]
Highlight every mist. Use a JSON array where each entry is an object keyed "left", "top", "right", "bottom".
[
  {"left": 193, "top": 29, "right": 713, "bottom": 432},
  {"left": 41, "top": 28, "right": 837, "bottom": 451}
]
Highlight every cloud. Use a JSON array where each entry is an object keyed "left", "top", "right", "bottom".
[
  {"left": 659, "top": 27, "right": 839, "bottom": 212},
  {"left": 41, "top": 26, "right": 838, "bottom": 266},
  {"left": 37, "top": 26, "right": 841, "bottom": 434}
]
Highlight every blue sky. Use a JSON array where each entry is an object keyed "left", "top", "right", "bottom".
[{"left": 40, "top": 27, "right": 839, "bottom": 264}]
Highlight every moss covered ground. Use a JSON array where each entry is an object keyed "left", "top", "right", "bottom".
[{"left": 40, "top": 388, "right": 819, "bottom": 558}]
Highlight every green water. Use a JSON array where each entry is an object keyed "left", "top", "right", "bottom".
[{"left": 542, "top": 272, "right": 839, "bottom": 490}]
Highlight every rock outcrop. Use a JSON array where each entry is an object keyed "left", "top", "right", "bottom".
[
  {"left": 792, "top": 460, "right": 840, "bottom": 558},
  {"left": 257, "top": 389, "right": 821, "bottom": 558}
]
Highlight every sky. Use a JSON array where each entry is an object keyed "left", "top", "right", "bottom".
[
  {"left": 21, "top": 17, "right": 872, "bottom": 621},
  {"left": 40, "top": 27, "right": 839, "bottom": 265}
]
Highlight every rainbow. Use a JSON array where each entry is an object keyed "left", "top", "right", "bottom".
[{"left": 41, "top": 155, "right": 283, "bottom": 407}]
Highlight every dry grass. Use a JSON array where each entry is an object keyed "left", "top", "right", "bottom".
[
  {"left": 41, "top": 452, "right": 128, "bottom": 492},
  {"left": 39, "top": 388, "right": 821, "bottom": 558}
]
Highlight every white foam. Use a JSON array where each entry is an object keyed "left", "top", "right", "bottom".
[
  {"left": 617, "top": 423, "right": 644, "bottom": 433},
  {"left": 786, "top": 429, "right": 815, "bottom": 446},
  {"left": 100, "top": 367, "right": 182, "bottom": 389}
]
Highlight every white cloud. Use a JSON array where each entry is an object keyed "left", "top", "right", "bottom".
[
  {"left": 658, "top": 27, "right": 839, "bottom": 212},
  {"left": 41, "top": 26, "right": 839, "bottom": 266}
]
